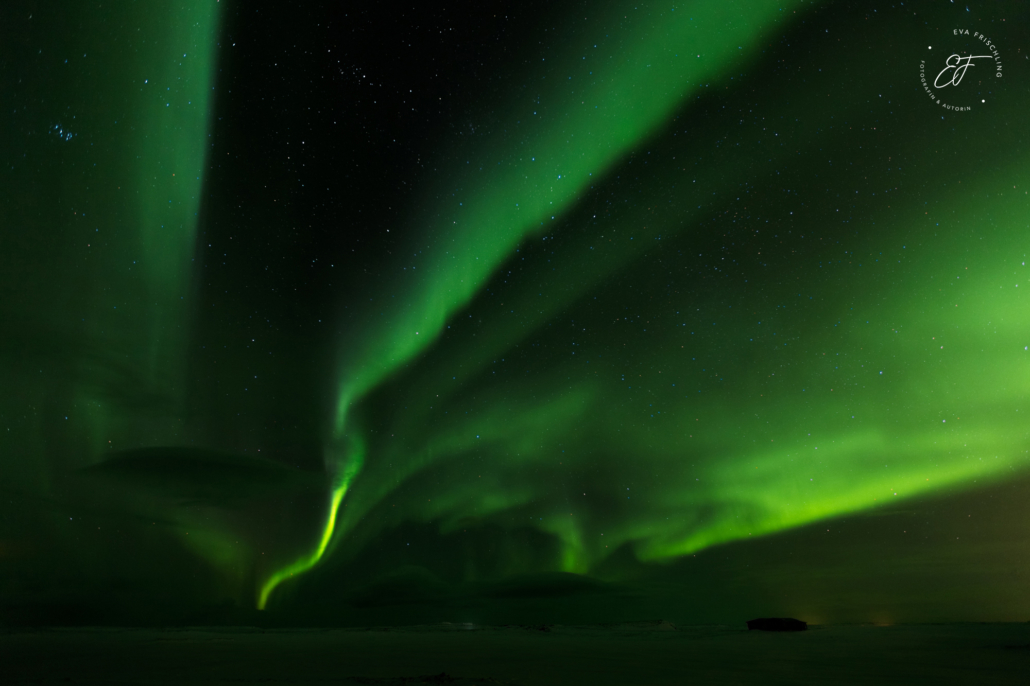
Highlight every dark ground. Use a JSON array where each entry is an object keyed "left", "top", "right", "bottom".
[{"left": 3, "top": 622, "right": 1028, "bottom": 685}]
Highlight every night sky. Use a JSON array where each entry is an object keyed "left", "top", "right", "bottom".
[{"left": 2, "top": 0, "right": 1029, "bottom": 626}]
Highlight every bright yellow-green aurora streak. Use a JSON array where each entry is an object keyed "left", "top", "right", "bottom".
[{"left": 257, "top": 484, "right": 347, "bottom": 610}]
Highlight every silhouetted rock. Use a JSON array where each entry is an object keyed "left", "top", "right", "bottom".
[{"left": 746, "top": 617, "right": 807, "bottom": 631}]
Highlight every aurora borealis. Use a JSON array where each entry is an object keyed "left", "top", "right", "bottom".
[{"left": 2, "top": 0, "right": 1030, "bottom": 627}]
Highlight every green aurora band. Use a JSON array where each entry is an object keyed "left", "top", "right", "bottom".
[
  {"left": 2, "top": 0, "right": 224, "bottom": 587},
  {"left": 330, "top": 0, "right": 817, "bottom": 425},
  {"left": 3, "top": 1, "right": 1029, "bottom": 615},
  {"left": 274, "top": 0, "right": 825, "bottom": 606}
]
